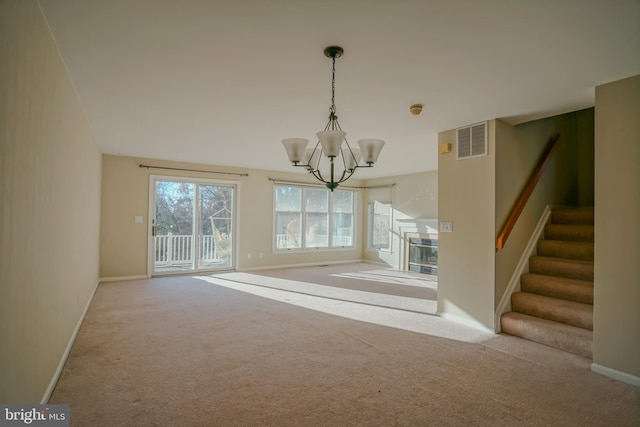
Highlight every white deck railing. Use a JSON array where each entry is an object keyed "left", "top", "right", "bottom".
[
  {"left": 157, "top": 233, "right": 354, "bottom": 264},
  {"left": 275, "top": 234, "right": 352, "bottom": 249},
  {"left": 155, "top": 234, "right": 220, "bottom": 265}
]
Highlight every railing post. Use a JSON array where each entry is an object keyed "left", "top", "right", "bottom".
[{"left": 167, "top": 232, "right": 173, "bottom": 263}]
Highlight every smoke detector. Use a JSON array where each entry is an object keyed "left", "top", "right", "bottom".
[{"left": 409, "top": 104, "right": 423, "bottom": 116}]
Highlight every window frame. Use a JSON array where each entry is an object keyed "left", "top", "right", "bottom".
[{"left": 273, "top": 184, "right": 357, "bottom": 252}]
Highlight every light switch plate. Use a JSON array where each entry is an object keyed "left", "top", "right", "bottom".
[
  {"left": 135, "top": 216, "right": 143, "bottom": 224},
  {"left": 439, "top": 221, "right": 453, "bottom": 232}
]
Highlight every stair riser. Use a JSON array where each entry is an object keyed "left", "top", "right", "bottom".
[
  {"left": 537, "top": 240, "right": 594, "bottom": 261},
  {"left": 544, "top": 224, "right": 594, "bottom": 242},
  {"left": 501, "top": 314, "right": 592, "bottom": 358},
  {"left": 529, "top": 257, "right": 593, "bottom": 281},
  {"left": 520, "top": 274, "right": 593, "bottom": 304},
  {"left": 551, "top": 209, "right": 594, "bottom": 225},
  {"left": 511, "top": 293, "right": 593, "bottom": 330}
]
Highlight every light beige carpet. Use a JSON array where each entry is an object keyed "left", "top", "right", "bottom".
[{"left": 50, "top": 263, "right": 638, "bottom": 426}]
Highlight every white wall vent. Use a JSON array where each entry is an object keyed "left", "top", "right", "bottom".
[{"left": 456, "top": 122, "right": 487, "bottom": 159}]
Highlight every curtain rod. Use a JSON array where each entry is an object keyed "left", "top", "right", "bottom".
[
  {"left": 268, "top": 178, "right": 395, "bottom": 190},
  {"left": 364, "top": 184, "right": 396, "bottom": 190},
  {"left": 139, "top": 164, "right": 249, "bottom": 177}
]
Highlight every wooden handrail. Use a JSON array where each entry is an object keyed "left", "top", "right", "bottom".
[{"left": 496, "top": 134, "right": 560, "bottom": 250}]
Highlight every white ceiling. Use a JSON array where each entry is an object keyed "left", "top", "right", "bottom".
[{"left": 38, "top": 0, "right": 639, "bottom": 179}]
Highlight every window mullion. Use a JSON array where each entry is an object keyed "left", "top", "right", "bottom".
[{"left": 301, "top": 188, "right": 307, "bottom": 249}]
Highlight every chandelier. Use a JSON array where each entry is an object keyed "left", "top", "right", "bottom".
[{"left": 282, "top": 46, "right": 385, "bottom": 191}]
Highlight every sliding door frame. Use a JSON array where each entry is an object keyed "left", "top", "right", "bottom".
[{"left": 148, "top": 174, "right": 240, "bottom": 276}]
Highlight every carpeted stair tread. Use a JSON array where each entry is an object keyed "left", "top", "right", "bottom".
[
  {"left": 501, "top": 312, "right": 592, "bottom": 358},
  {"left": 520, "top": 273, "right": 593, "bottom": 304},
  {"left": 511, "top": 292, "right": 593, "bottom": 330},
  {"left": 537, "top": 240, "right": 594, "bottom": 261},
  {"left": 501, "top": 207, "right": 595, "bottom": 358},
  {"left": 551, "top": 208, "right": 594, "bottom": 225},
  {"left": 529, "top": 256, "right": 593, "bottom": 281},
  {"left": 544, "top": 224, "right": 594, "bottom": 242}
]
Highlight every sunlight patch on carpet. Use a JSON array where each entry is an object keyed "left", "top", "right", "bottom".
[
  {"left": 330, "top": 269, "right": 437, "bottom": 288},
  {"left": 211, "top": 271, "right": 434, "bottom": 313},
  {"left": 196, "top": 274, "right": 492, "bottom": 344}
]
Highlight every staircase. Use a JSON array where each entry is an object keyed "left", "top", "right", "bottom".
[{"left": 501, "top": 207, "right": 594, "bottom": 358}]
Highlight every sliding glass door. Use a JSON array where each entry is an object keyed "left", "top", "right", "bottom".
[{"left": 151, "top": 177, "right": 235, "bottom": 274}]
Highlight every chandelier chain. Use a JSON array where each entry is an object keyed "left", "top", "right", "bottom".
[{"left": 330, "top": 54, "right": 336, "bottom": 121}]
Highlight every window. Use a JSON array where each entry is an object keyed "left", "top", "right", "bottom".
[
  {"left": 368, "top": 201, "right": 392, "bottom": 252},
  {"left": 274, "top": 185, "right": 355, "bottom": 251},
  {"left": 151, "top": 176, "right": 236, "bottom": 274},
  {"left": 332, "top": 191, "right": 354, "bottom": 247}
]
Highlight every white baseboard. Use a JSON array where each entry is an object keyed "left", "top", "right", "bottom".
[
  {"left": 437, "top": 311, "right": 496, "bottom": 334},
  {"left": 591, "top": 363, "right": 640, "bottom": 388},
  {"left": 237, "top": 259, "right": 365, "bottom": 272},
  {"left": 494, "top": 205, "right": 551, "bottom": 332},
  {"left": 361, "top": 259, "right": 392, "bottom": 267},
  {"left": 99, "top": 274, "right": 149, "bottom": 282},
  {"left": 41, "top": 279, "right": 100, "bottom": 404}
]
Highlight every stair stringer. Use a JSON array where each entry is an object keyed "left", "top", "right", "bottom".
[{"left": 494, "top": 205, "right": 552, "bottom": 332}]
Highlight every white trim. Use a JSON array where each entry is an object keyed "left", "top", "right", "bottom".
[
  {"left": 234, "top": 181, "right": 241, "bottom": 271},
  {"left": 99, "top": 275, "right": 149, "bottom": 282},
  {"left": 147, "top": 175, "right": 156, "bottom": 277},
  {"left": 41, "top": 279, "right": 100, "bottom": 404},
  {"left": 591, "top": 363, "right": 640, "bottom": 388},
  {"left": 361, "top": 259, "right": 390, "bottom": 267},
  {"left": 494, "top": 205, "right": 551, "bottom": 332},
  {"left": 237, "top": 259, "right": 364, "bottom": 272},
  {"left": 437, "top": 311, "right": 496, "bottom": 334},
  {"left": 148, "top": 175, "right": 240, "bottom": 275},
  {"left": 396, "top": 219, "right": 438, "bottom": 272}
]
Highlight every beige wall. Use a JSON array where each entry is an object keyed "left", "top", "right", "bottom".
[
  {"left": 101, "top": 157, "right": 438, "bottom": 278},
  {"left": 437, "top": 121, "right": 497, "bottom": 330},
  {"left": 362, "top": 171, "right": 438, "bottom": 269},
  {"left": 593, "top": 75, "right": 639, "bottom": 379},
  {"left": 0, "top": 0, "right": 102, "bottom": 403},
  {"left": 101, "top": 155, "right": 366, "bottom": 278}
]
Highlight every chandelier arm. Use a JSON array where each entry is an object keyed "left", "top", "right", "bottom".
[
  {"left": 339, "top": 146, "right": 349, "bottom": 171},
  {"left": 336, "top": 168, "right": 356, "bottom": 184},
  {"left": 309, "top": 141, "right": 322, "bottom": 170},
  {"left": 342, "top": 137, "right": 359, "bottom": 171},
  {"left": 310, "top": 167, "right": 325, "bottom": 183},
  {"left": 356, "top": 163, "right": 374, "bottom": 168}
]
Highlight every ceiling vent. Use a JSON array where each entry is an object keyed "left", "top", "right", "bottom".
[{"left": 456, "top": 122, "right": 487, "bottom": 160}]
